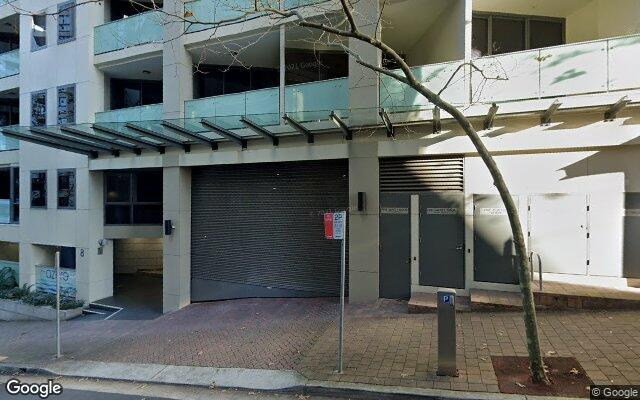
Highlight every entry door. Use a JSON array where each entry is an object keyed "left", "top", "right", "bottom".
[
  {"left": 529, "top": 194, "right": 588, "bottom": 275},
  {"left": 473, "top": 194, "right": 519, "bottom": 284},
  {"left": 379, "top": 193, "right": 411, "bottom": 299},
  {"left": 419, "top": 193, "right": 465, "bottom": 288}
]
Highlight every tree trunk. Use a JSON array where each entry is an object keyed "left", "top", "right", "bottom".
[{"left": 424, "top": 97, "right": 549, "bottom": 384}]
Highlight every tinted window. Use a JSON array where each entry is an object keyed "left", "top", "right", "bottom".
[
  {"left": 57, "top": 169, "right": 76, "bottom": 209},
  {"left": 58, "top": 1, "right": 76, "bottom": 44},
  {"left": 135, "top": 169, "right": 162, "bottom": 202},
  {"left": 31, "top": 171, "right": 47, "bottom": 208},
  {"left": 31, "top": 14, "right": 47, "bottom": 50},
  {"left": 472, "top": 17, "right": 489, "bottom": 57},
  {"left": 492, "top": 17, "right": 525, "bottom": 55},
  {"left": 106, "top": 172, "right": 130, "bottom": 202},
  {"left": 57, "top": 85, "right": 75, "bottom": 125},
  {"left": 31, "top": 91, "right": 46, "bottom": 126},
  {"left": 530, "top": 19, "right": 564, "bottom": 49},
  {"left": 110, "top": 79, "right": 162, "bottom": 109}
]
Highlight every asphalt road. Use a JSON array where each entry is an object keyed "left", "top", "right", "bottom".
[{"left": 0, "top": 375, "right": 343, "bottom": 400}]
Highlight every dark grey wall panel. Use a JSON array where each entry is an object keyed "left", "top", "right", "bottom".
[
  {"left": 623, "top": 193, "right": 640, "bottom": 278},
  {"left": 191, "top": 160, "right": 349, "bottom": 301},
  {"left": 379, "top": 193, "right": 412, "bottom": 299},
  {"left": 473, "top": 194, "right": 519, "bottom": 284}
]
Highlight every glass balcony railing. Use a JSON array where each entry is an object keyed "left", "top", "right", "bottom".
[
  {"left": 284, "top": 0, "right": 328, "bottom": 9},
  {"left": 185, "top": 0, "right": 258, "bottom": 33},
  {"left": 94, "top": 11, "right": 164, "bottom": 55},
  {"left": 0, "top": 132, "right": 19, "bottom": 152},
  {"left": 185, "top": 77, "right": 348, "bottom": 123},
  {"left": 0, "top": 50, "right": 19, "bottom": 79},
  {"left": 381, "top": 33, "right": 640, "bottom": 110},
  {"left": 186, "top": 87, "right": 280, "bottom": 125},
  {"left": 285, "top": 77, "right": 348, "bottom": 120},
  {"left": 95, "top": 104, "right": 164, "bottom": 123}
]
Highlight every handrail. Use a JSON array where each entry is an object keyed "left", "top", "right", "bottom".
[{"left": 529, "top": 251, "right": 543, "bottom": 291}]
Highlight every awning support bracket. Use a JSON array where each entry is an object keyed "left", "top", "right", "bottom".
[
  {"left": 200, "top": 119, "right": 247, "bottom": 149},
  {"left": 541, "top": 100, "right": 562, "bottom": 126},
  {"left": 379, "top": 108, "right": 394, "bottom": 138},
  {"left": 126, "top": 123, "right": 190, "bottom": 153},
  {"left": 282, "top": 113, "right": 314, "bottom": 143},
  {"left": 330, "top": 111, "right": 352, "bottom": 140},
  {"left": 240, "top": 116, "right": 279, "bottom": 146},
  {"left": 604, "top": 96, "right": 630, "bottom": 121},
  {"left": 161, "top": 121, "right": 218, "bottom": 151},
  {"left": 484, "top": 103, "right": 499, "bottom": 130}
]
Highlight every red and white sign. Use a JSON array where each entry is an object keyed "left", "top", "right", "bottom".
[
  {"left": 324, "top": 213, "right": 334, "bottom": 239},
  {"left": 324, "top": 211, "right": 346, "bottom": 240}
]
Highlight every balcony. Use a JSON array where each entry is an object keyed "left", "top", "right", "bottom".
[
  {"left": 185, "top": 77, "right": 348, "bottom": 123},
  {"left": 0, "top": 50, "right": 18, "bottom": 79},
  {"left": 94, "top": 10, "right": 164, "bottom": 55},
  {"left": 185, "top": 0, "right": 328, "bottom": 33},
  {"left": 95, "top": 104, "right": 163, "bottom": 123},
  {"left": 381, "top": 34, "right": 640, "bottom": 112}
]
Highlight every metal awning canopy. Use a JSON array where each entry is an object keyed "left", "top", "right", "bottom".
[{"left": 0, "top": 110, "right": 355, "bottom": 158}]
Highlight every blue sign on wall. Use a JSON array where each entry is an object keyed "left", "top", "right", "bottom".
[{"left": 36, "top": 265, "right": 76, "bottom": 297}]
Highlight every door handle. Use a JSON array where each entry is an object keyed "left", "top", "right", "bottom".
[{"left": 455, "top": 245, "right": 463, "bottom": 250}]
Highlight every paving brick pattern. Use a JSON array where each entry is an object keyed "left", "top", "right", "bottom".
[{"left": 2, "top": 298, "right": 640, "bottom": 394}]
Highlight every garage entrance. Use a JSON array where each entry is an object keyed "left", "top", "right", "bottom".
[{"left": 191, "top": 160, "right": 349, "bottom": 301}]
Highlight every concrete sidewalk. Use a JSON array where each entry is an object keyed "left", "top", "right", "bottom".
[{"left": 0, "top": 360, "right": 573, "bottom": 400}]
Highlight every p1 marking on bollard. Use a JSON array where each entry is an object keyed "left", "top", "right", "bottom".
[{"left": 324, "top": 211, "right": 347, "bottom": 373}]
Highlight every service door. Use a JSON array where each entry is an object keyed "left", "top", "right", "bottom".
[
  {"left": 529, "top": 194, "right": 588, "bottom": 275},
  {"left": 379, "top": 193, "right": 411, "bottom": 299},
  {"left": 419, "top": 193, "right": 465, "bottom": 288},
  {"left": 190, "top": 160, "right": 349, "bottom": 301},
  {"left": 473, "top": 194, "right": 519, "bottom": 284}
]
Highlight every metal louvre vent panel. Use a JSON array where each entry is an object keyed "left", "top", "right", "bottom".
[
  {"left": 191, "top": 160, "right": 349, "bottom": 300},
  {"left": 379, "top": 157, "right": 464, "bottom": 192}
]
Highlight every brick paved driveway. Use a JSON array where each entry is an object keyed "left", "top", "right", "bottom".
[{"left": 2, "top": 298, "right": 640, "bottom": 395}]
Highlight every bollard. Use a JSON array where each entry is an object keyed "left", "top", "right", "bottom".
[{"left": 437, "top": 288, "right": 458, "bottom": 376}]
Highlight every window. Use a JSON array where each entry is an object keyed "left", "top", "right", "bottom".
[
  {"left": 31, "top": 90, "right": 46, "bottom": 126},
  {"left": 57, "top": 1, "right": 76, "bottom": 44},
  {"left": 0, "top": 97, "right": 19, "bottom": 127},
  {"left": 194, "top": 65, "right": 279, "bottom": 99},
  {"left": 105, "top": 169, "right": 162, "bottom": 224},
  {"left": 31, "top": 14, "right": 47, "bottom": 51},
  {"left": 110, "top": 79, "right": 162, "bottom": 110},
  {"left": 57, "top": 169, "right": 75, "bottom": 209},
  {"left": 31, "top": 170, "right": 47, "bottom": 208},
  {"left": 57, "top": 85, "right": 75, "bottom": 124},
  {"left": 472, "top": 13, "right": 564, "bottom": 56},
  {"left": 0, "top": 167, "right": 18, "bottom": 223},
  {"left": 285, "top": 48, "right": 349, "bottom": 85}
]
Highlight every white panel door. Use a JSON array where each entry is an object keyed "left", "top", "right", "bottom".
[{"left": 529, "top": 194, "right": 588, "bottom": 275}]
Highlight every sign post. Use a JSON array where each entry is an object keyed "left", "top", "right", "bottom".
[
  {"left": 324, "top": 211, "right": 347, "bottom": 373},
  {"left": 55, "top": 249, "right": 61, "bottom": 358}
]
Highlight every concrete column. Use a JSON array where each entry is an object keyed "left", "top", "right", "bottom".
[
  {"left": 163, "top": 0, "right": 193, "bottom": 119},
  {"left": 162, "top": 162, "right": 191, "bottom": 313},
  {"left": 348, "top": 0, "right": 381, "bottom": 126},
  {"left": 348, "top": 142, "right": 379, "bottom": 302}
]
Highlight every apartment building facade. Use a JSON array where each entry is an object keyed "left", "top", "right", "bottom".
[{"left": 0, "top": 0, "right": 639, "bottom": 313}]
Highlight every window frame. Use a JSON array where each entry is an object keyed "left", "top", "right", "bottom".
[
  {"left": 30, "top": 170, "right": 47, "bottom": 209},
  {"left": 472, "top": 11, "right": 566, "bottom": 56},
  {"left": 10, "top": 167, "right": 18, "bottom": 223},
  {"left": 57, "top": 168, "right": 76, "bottom": 210},
  {"left": 57, "top": 1, "right": 76, "bottom": 44},
  {"left": 104, "top": 169, "right": 162, "bottom": 225},
  {"left": 31, "top": 90, "right": 47, "bottom": 127},
  {"left": 57, "top": 84, "right": 76, "bottom": 125},
  {"left": 31, "top": 13, "right": 47, "bottom": 52}
]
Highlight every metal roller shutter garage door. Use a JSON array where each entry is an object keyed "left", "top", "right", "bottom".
[{"left": 191, "top": 160, "right": 349, "bottom": 301}]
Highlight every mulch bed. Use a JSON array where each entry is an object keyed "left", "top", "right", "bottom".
[{"left": 492, "top": 356, "right": 593, "bottom": 398}]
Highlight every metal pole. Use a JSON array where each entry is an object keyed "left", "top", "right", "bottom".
[
  {"left": 55, "top": 250, "right": 61, "bottom": 358},
  {"left": 338, "top": 211, "right": 346, "bottom": 374}
]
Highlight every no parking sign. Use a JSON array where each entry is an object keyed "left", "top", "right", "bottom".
[{"left": 324, "top": 211, "right": 346, "bottom": 240}]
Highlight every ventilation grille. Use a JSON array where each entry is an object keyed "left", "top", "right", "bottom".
[{"left": 380, "top": 156, "right": 464, "bottom": 192}]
